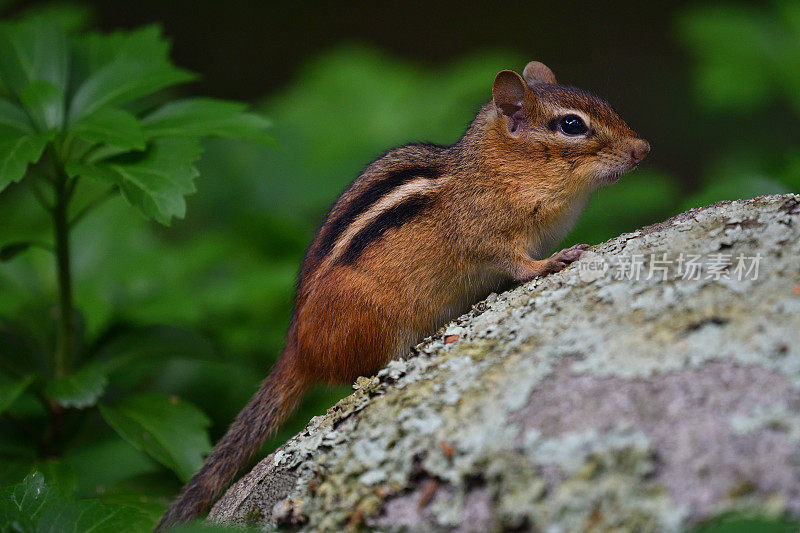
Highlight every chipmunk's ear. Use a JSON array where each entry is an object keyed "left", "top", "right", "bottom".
[
  {"left": 523, "top": 61, "right": 557, "bottom": 86},
  {"left": 492, "top": 70, "right": 528, "bottom": 133}
]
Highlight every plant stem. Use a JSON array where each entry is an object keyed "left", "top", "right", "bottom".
[{"left": 53, "top": 167, "right": 74, "bottom": 379}]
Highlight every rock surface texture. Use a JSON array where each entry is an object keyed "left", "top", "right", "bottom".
[{"left": 208, "top": 194, "right": 800, "bottom": 532}]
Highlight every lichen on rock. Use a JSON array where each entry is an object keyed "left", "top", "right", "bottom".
[{"left": 208, "top": 194, "right": 800, "bottom": 532}]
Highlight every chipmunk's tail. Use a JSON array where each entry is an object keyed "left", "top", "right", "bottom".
[{"left": 155, "top": 351, "right": 307, "bottom": 531}]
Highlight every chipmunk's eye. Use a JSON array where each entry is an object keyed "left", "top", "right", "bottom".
[{"left": 558, "top": 115, "right": 588, "bottom": 136}]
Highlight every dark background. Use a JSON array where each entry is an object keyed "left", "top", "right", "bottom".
[{"left": 52, "top": 0, "right": 700, "bottom": 184}]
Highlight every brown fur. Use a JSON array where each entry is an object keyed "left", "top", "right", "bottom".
[{"left": 156, "top": 61, "right": 649, "bottom": 530}]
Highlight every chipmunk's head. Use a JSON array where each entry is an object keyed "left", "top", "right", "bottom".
[{"left": 490, "top": 61, "right": 649, "bottom": 188}]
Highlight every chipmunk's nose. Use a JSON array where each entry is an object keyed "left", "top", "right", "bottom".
[{"left": 630, "top": 139, "right": 650, "bottom": 164}]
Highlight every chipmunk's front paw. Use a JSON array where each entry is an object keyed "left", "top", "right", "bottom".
[{"left": 546, "top": 243, "right": 589, "bottom": 273}]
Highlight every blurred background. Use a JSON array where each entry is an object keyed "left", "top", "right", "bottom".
[{"left": 0, "top": 0, "right": 798, "bottom": 526}]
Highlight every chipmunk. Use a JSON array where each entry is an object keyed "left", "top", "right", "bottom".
[{"left": 156, "top": 60, "right": 649, "bottom": 530}]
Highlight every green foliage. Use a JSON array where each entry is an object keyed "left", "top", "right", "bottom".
[
  {"left": 0, "top": 472, "right": 265, "bottom": 531},
  {"left": 44, "top": 361, "right": 107, "bottom": 408},
  {"left": 677, "top": 2, "right": 800, "bottom": 114},
  {"left": 0, "top": 472, "right": 151, "bottom": 532},
  {"left": 690, "top": 513, "right": 799, "bottom": 533},
  {"left": 0, "top": 16, "right": 270, "bottom": 222},
  {"left": 0, "top": 375, "right": 33, "bottom": 414},
  {"left": 677, "top": 1, "right": 800, "bottom": 207},
  {"left": 99, "top": 394, "right": 211, "bottom": 483},
  {"left": 0, "top": 9, "right": 271, "bottom": 530},
  {"left": 67, "top": 138, "right": 204, "bottom": 224}
]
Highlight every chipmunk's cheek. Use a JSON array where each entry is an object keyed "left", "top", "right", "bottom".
[
  {"left": 568, "top": 158, "right": 600, "bottom": 188},
  {"left": 590, "top": 147, "right": 628, "bottom": 186},
  {"left": 590, "top": 163, "right": 618, "bottom": 186}
]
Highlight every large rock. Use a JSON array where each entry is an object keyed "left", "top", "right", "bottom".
[{"left": 208, "top": 194, "right": 800, "bottom": 532}]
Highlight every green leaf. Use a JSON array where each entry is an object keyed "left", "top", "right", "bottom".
[
  {"left": 0, "top": 459, "right": 78, "bottom": 495},
  {"left": 142, "top": 98, "right": 272, "bottom": 144},
  {"left": 0, "top": 131, "right": 48, "bottom": 192},
  {"left": 0, "top": 375, "right": 33, "bottom": 415},
  {"left": 0, "top": 241, "right": 31, "bottom": 261},
  {"left": 0, "top": 97, "right": 35, "bottom": 134},
  {"left": 66, "top": 138, "right": 202, "bottom": 225},
  {"left": 99, "top": 393, "right": 211, "bottom": 482},
  {"left": 94, "top": 326, "right": 217, "bottom": 395},
  {"left": 69, "top": 107, "right": 145, "bottom": 151},
  {"left": 44, "top": 362, "right": 107, "bottom": 409},
  {"left": 19, "top": 80, "right": 65, "bottom": 131},
  {"left": 16, "top": 4, "right": 92, "bottom": 34},
  {"left": 0, "top": 16, "right": 69, "bottom": 96},
  {"left": 68, "top": 60, "right": 195, "bottom": 122},
  {"left": 73, "top": 25, "right": 174, "bottom": 75},
  {"left": 63, "top": 438, "right": 159, "bottom": 497},
  {"left": 0, "top": 98, "right": 47, "bottom": 191},
  {"left": 0, "top": 460, "right": 38, "bottom": 486},
  {"left": 0, "top": 472, "right": 54, "bottom": 529},
  {"left": 0, "top": 472, "right": 151, "bottom": 533}
]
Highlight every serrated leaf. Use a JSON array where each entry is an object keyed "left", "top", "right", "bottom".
[
  {"left": 66, "top": 138, "right": 202, "bottom": 224},
  {"left": 19, "top": 80, "right": 65, "bottom": 131},
  {"left": 0, "top": 131, "right": 49, "bottom": 191},
  {"left": 0, "top": 16, "right": 69, "bottom": 96},
  {"left": 142, "top": 98, "right": 272, "bottom": 144},
  {"left": 68, "top": 59, "right": 195, "bottom": 122},
  {"left": 0, "top": 472, "right": 151, "bottom": 533},
  {"left": 69, "top": 107, "right": 145, "bottom": 151},
  {"left": 99, "top": 393, "right": 211, "bottom": 482},
  {"left": 44, "top": 362, "right": 107, "bottom": 409},
  {"left": 0, "top": 97, "right": 35, "bottom": 134},
  {"left": 0, "top": 375, "right": 34, "bottom": 415},
  {"left": 0, "top": 241, "right": 31, "bottom": 261}
]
